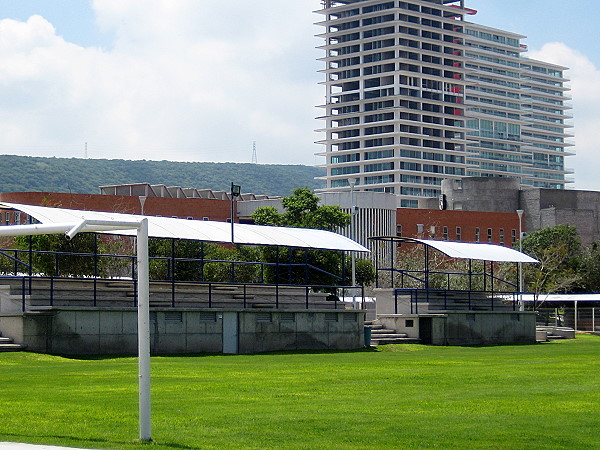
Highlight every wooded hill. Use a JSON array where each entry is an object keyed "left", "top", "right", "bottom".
[{"left": 0, "top": 155, "right": 325, "bottom": 196}]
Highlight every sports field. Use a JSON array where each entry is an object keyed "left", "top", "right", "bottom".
[{"left": 0, "top": 335, "right": 599, "bottom": 449}]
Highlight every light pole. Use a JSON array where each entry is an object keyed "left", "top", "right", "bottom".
[
  {"left": 517, "top": 209, "right": 524, "bottom": 311},
  {"left": 139, "top": 196, "right": 147, "bottom": 215},
  {"left": 230, "top": 183, "right": 241, "bottom": 243}
]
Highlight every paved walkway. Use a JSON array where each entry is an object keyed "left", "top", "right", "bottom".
[{"left": 0, "top": 444, "right": 98, "bottom": 450}]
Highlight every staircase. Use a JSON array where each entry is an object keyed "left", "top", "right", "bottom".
[
  {"left": 0, "top": 333, "right": 25, "bottom": 352},
  {"left": 365, "top": 320, "right": 420, "bottom": 346},
  {"left": 536, "top": 326, "right": 575, "bottom": 341}
]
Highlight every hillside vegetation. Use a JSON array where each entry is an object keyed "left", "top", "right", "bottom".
[{"left": 0, "top": 155, "right": 325, "bottom": 196}]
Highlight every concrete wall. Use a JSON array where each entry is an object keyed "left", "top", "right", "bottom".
[
  {"left": 376, "top": 311, "right": 535, "bottom": 345},
  {"left": 437, "top": 311, "right": 535, "bottom": 345},
  {"left": 0, "top": 307, "right": 364, "bottom": 355},
  {"left": 441, "top": 177, "right": 520, "bottom": 213},
  {"left": 377, "top": 314, "right": 420, "bottom": 339}
]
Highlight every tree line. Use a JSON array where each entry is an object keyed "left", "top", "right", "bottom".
[{"left": 0, "top": 155, "right": 325, "bottom": 196}]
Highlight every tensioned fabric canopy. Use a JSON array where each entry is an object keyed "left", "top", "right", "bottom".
[
  {"left": 370, "top": 236, "right": 538, "bottom": 263},
  {"left": 0, "top": 202, "right": 369, "bottom": 252}
]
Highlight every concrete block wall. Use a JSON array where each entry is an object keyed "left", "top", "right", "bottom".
[
  {"left": 434, "top": 311, "right": 536, "bottom": 345},
  {"left": 0, "top": 307, "right": 364, "bottom": 355}
]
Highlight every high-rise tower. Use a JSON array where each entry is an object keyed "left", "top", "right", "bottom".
[{"left": 317, "top": 0, "right": 572, "bottom": 207}]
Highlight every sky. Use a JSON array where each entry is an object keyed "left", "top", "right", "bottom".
[{"left": 0, "top": 1, "right": 598, "bottom": 190}]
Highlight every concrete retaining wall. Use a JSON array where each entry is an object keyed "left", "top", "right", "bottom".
[
  {"left": 0, "top": 307, "right": 364, "bottom": 355},
  {"left": 377, "top": 311, "right": 536, "bottom": 346}
]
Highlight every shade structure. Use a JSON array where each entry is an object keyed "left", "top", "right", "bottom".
[
  {"left": 371, "top": 237, "right": 538, "bottom": 263},
  {"left": 0, "top": 202, "right": 369, "bottom": 253}
]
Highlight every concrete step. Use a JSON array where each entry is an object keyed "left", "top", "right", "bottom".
[
  {"left": 371, "top": 332, "right": 408, "bottom": 339},
  {"left": 0, "top": 335, "right": 25, "bottom": 352},
  {"left": 371, "top": 338, "right": 420, "bottom": 345},
  {"left": 0, "top": 343, "right": 26, "bottom": 352},
  {"left": 370, "top": 329, "right": 399, "bottom": 335}
]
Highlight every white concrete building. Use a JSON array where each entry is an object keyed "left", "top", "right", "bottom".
[{"left": 316, "top": 0, "right": 572, "bottom": 207}]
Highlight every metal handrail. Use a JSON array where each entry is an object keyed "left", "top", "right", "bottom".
[
  {"left": 0, "top": 274, "right": 363, "bottom": 312},
  {"left": 394, "top": 288, "right": 521, "bottom": 314}
]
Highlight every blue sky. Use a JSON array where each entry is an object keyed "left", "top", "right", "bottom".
[{"left": 0, "top": 1, "right": 598, "bottom": 190}]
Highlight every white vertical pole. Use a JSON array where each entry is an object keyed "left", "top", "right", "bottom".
[
  {"left": 593, "top": 307, "right": 595, "bottom": 333},
  {"left": 516, "top": 210, "right": 524, "bottom": 311},
  {"left": 574, "top": 300, "right": 578, "bottom": 332},
  {"left": 137, "top": 218, "right": 152, "bottom": 442}
]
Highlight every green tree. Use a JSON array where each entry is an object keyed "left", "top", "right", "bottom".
[
  {"left": 575, "top": 242, "right": 600, "bottom": 292},
  {"left": 251, "top": 188, "right": 373, "bottom": 287},
  {"left": 14, "top": 233, "right": 97, "bottom": 277},
  {"left": 520, "top": 224, "right": 583, "bottom": 298},
  {"left": 148, "top": 239, "right": 260, "bottom": 283},
  {"left": 253, "top": 188, "right": 351, "bottom": 231}
]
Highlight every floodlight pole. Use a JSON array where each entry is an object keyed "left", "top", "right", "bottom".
[{"left": 230, "top": 183, "right": 241, "bottom": 243}]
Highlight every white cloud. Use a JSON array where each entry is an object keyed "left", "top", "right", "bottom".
[
  {"left": 529, "top": 43, "right": 600, "bottom": 191},
  {"left": 0, "top": 1, "right": 323, "bottom": 164}
]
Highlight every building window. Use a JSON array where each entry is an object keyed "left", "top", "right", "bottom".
[
  {"left": 487, "top": 228, "right": 493, "bottom": 243},
  {"left": 499, "top": 229, "right": 505, "bottom": 245},
  {"left": 475, "top": 227, "right": 480, "bottom": 243},
  {"left": 456, "top": 227, "right": 462, "bottom": 241},
  {"left": 430, "top": 226, "right": 436, "bottom": 240},
  {"left": 511, "top": 229, "right": 517, "bottom": 245},
  {"left": 443, "top": 226, "right": 448, "bottom": 241},
  {"left": 396, "top": 224, "right": 402, "bottom": 237},
  {"left": 5, "top": 212, "right": 10, "bottom": 225},
  {"left": 417, "top": 223, "right": 424, "bottom": 235},
  {"left": 15, "top": 212, "right": 20, "bottom": 224}
]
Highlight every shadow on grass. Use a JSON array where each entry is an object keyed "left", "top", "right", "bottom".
[
  {"left": 40, "top": 346, "right": 380, "bottom": 361},
  {"left": 1, "top": 431, "right": 200, "bottom": 449}
]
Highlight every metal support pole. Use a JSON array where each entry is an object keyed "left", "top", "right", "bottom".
[
  {"left": 490, "top": 262, "right": 494, "bottom": 311},
  {"left": 574, "top": 300, "right": 578, "bottom": 332},
  {"left": 137, "top": 219, "right": 152, "bottom": 442},
  {"left": 517, "top": 209, "right": 524, "bottom": 311},
  {"left": 230, "top": 196, "right": 235, "bottom": 244},
  {"left": 93, "top": 233, "right": 98, "bottom": 307},
  {"left": 171, "top": 239, "right": 176, "bottom": 308}
]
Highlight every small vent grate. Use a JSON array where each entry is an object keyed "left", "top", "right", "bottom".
[
  {"left": 165, "top": 311, "right": 183, "bottom": 322},
  {"left": 257, "top": 312, "right": 272, "bottom": 323},
  {"left": 199, "top": 312, "right": 217, "bottom": 322},
  {"left": 325, "top": 313, "right": 338, "bottom": 322},
  {"left": 280, "top": 313, "right": 295, "bottom": 323},
  {"left": 343, "top": 314, "right": 357, "bottom": 322}
]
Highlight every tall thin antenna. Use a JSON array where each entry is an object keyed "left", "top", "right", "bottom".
[
  {"left": 251, "top": 141, "right": 257, "bottom": 164},
  {"left": 85, "top": 142, "right": 88, "bottom": 159}
]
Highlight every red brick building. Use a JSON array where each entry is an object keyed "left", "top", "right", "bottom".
[
  {"left": 0, "top": 191, "right": 232, "bottom": 224},
  {"left": 397, "top": 209, "right": 523, "bottom": 247}
]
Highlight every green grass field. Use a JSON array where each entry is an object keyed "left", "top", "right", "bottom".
[{"left": 1, "top": 336, "right": 599, "bottom": 449}]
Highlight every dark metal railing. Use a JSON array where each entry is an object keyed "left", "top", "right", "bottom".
[
  {"left": 377, "top": 267, "right": 517, "bottom": 293},
  {"left": 0, "top": 247, "right": 363, "bottom": 312},
  {"left": 393, "top": 288, "right": 520, "bottom": 314}
]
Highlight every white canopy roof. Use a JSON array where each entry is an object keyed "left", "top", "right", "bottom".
[
  {"left": 0, "top": 202, "right": 369, "bottom": 252},
  {"left": 373, "top": 237, "right": 537, "bottom": 263}
]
